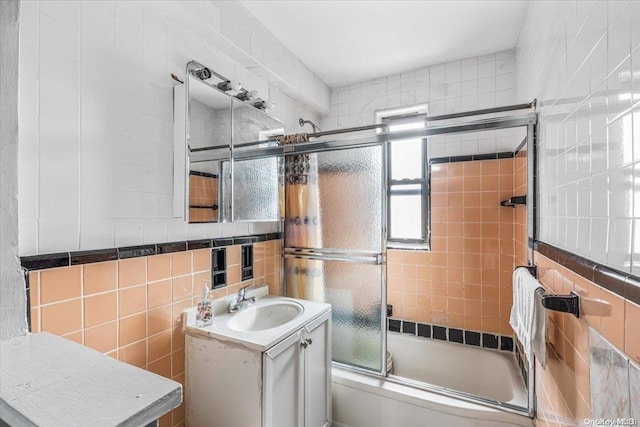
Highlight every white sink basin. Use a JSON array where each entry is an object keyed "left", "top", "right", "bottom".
[
  {"left": 183, "top": 291, "right": 331, "bottom": 352},
  {"left": 220, "top": 300, "right": 304, "bottom": 332}
]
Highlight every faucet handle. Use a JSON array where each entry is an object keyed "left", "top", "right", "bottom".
[{"left": 237, "top": 284, "right": 252, "bottom": 299}]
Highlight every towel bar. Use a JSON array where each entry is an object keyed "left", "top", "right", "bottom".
[
  {"left": 501, "top": 195, "right": 526, "bottom": 207},
  {"left": 535, "top": 287, "right": 580, "bottom": 318}
]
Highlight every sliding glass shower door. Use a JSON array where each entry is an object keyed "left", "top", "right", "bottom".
[{"left": 283, "top": 145, "right": 386, "bottom": 373}]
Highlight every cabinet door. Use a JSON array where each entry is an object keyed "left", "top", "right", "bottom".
[
  {"left": 304, "top": 311, "right": 332, "bottom": 427},
  {"left": 263, "top": 329, "right": 304, "bottom": 427}
]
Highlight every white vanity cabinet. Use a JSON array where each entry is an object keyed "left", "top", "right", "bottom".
[
  {"left": 263, "top": 311, "right": 331, "bottom": 427},
  {"left": 184, "top": 294, "right": 331, "bottom": 427}
]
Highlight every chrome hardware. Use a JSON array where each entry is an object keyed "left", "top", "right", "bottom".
[{"left": 228, "top": 284, "right": 257, "bottom": 313}]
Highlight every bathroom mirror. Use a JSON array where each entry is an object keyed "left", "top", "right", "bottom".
[
  {"left": 231, "top": 98, "right": 284, "bottom": 222},
  {"left": 173, "top": 74, "right": 232, "bottom": 222}
]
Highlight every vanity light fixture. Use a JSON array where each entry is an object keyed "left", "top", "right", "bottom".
[
  {"left": 217, "top": 80, "right": 243, "bottom": 92},
  {"left": 235, "top": 89, "right": 258, "bottom": 101},
  {"left": 187, "top": 61, "right": 212, "bottom": 80},
  {"left": 182, "top": 60, "right": 271, "bottom": 109},
  {"left": 253, "top": 99, "right": 275, "bottom": 110}
]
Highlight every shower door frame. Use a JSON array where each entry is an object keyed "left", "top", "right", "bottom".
[
  {"left": 281, "top": 142, "right": 388, "bottom": 375},
  {"left": 380, "top": 114, "right": 538, "bottom": 419},
  {"left": 233, "top": 104, "right": 538, "bottom": 419}
]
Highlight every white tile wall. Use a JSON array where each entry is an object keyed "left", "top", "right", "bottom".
[
  {"left": 516, "top": 0, "right": 640, "bottom": 274},
  {"left": 17, "top": 0, "right": 324, "bottom": 254},
  {"left": 321, "top": 50, "right": 523, "bottom": 159}
]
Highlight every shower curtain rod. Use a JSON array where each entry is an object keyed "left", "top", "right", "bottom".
[
  {"left": 227, "top": 99, "right": 537, "bottom": 151},
  {"left": 228, "top": 112, "right": 537, "bottom": 162}
]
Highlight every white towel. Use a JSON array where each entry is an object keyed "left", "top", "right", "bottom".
[{"left": 509, "top": 267, "right": 546, "bottom": 368}]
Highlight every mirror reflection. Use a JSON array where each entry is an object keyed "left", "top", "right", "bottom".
[
  {"left": 231, "top": 98, "right": 284, "bottom": 222},
  {"left": 187, "top": 75, "right": 231, "bottom": 223}
]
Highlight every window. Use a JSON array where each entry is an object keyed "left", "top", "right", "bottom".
[{"left": 376, "top": 105, "right": 429, "bottom": 249}]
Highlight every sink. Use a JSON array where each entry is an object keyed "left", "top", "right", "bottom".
[
  {"left": 184, "top": 291, "right": 331, "bottom": 352},
  {"left": 225, "top": 300, "right": 304, "bottom": 332}
]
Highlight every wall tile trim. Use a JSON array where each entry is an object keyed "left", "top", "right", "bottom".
[
  {"left": 387, "top": 317, "right": 513, "bottom": 352},
  {"left": 21, "top": 233, "right": 282, "bottom": 271},
  {"left": 429, "top": 151, "right": 514, "bottom": 164},
  {"left": 534, "top": 240, "right": 640, "bottom": 306}
]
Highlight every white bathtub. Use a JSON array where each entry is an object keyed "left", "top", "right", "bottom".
[
  {"left": 388, "top": 332, "right": 527, "bottom": 406},
  {"left": 331, "top": 333, "right": 532, "bottom": 427}
]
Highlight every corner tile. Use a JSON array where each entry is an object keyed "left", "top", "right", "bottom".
[{"left": 589, "top": 327, "right": 631, "bottom": 418}]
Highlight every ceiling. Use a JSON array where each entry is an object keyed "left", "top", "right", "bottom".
[{"left": 241, "top": 0, "right": 529, "bottom": 87}]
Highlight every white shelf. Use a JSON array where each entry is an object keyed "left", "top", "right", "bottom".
[{"left": 0, "top": 332, "right": 182, "bottom": 427}]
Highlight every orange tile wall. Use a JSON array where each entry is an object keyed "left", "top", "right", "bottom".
[
  {"left": 188, "top": 175, "right": 218, "bottom": 223},
  {"left": 387, "top": 158, "right": 517, "bottom": 336},
  {"left": 533, "top": 252, "right": 640, "bottom": 426},
  {"left": 27, "top": 240, "right": 281, "bottom": 427}
]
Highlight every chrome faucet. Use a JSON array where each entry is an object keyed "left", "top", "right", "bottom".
[{"left": 228, "top": 285, "right": 257, "bottom": 313}]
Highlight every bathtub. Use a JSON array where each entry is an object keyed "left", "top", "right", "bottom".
[
  {"left": 387, "top": 332, "right": 527, "bottom": 406},
  {"left": 331, "top": 332, "right": 532, "bottom": 427}
]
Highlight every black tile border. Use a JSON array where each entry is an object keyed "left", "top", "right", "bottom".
[
  {"left": 187, "top": 239, "right": 212, "bottom": 250},
  {"left": 388, "top": 318, "right": 514, "bottom": 353},
  {"left": 388, "top": 319, "right": 401, "bottom": 333},
  {"left": 482, "top": 333, "right": 499, "bottom": 349},
  {"left": 70, "top": 249, "right": 118, "bottom": 265},
  {"left": 402, "top": 321, "right": 416, "bottom": 335},
  {"left": 156, "top": 242, "right": 187, "bottom": 254},
  {"left": 429, "top": 151, "right": 514, "bottom": 165},
  {"left": 449, "top": 328, "right": 463, "bottom": 343},
  {"left": 535, "top": 240, "right": 640, "bottom": 306},
  {"left": 21, "top": 252, "right": 70, "bottom": 270},
  {"left": 464, "top": 330, "right": 481, "bottom": 346},
  {"left": 118, "top": 245, "right": 156, "bottom": 259},
  {"left": 417, "top": 323, "right": 431, "bottom": 338},
  {"left": 432, "top": 325, "right": 447, "bottom": 340},
  {"left": 189, "top": 170, "right": 219, "bottom": 179},
  {"left": 20, "top": 232, "right": 283, "bottom": 272}
]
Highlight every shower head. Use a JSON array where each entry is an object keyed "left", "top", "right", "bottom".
[{"left": 299, "top": 118, "right": 321, "bottom": 133}]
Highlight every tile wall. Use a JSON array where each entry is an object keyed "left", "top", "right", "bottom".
[
  {"left": 533, "top": 251, "right": 640, "bottom": 426},
  {"left": 517, "top": 0, "right": 640, "bottom": 273},
  {"left": 27, "top": 239, "right": 281, "bottom": 427},
  {"left": 188, "top": 174, "right": 218, "bottom": 223},
  {"left": 322, "top": 50, "right": 521, "bottom": 159},
  {"left": 17, "top": 0, "right": 324, "bottom": 254},
  {"left": 516, "top": 1, "right": 640, "bottom": 425},
  {"left": 387, "top": 157, "right": 517, "bottom": 336}
]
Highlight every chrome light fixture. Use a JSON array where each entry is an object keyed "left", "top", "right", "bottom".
[{"left": 217, "top": 80, "right": 242, "bottom": 91}]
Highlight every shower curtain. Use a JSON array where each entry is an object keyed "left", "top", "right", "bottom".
[{"left": 277, "top": 133, "right": 324, "bottom": 301}]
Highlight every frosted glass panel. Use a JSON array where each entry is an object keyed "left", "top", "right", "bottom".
[
  {"left": 285, "top": 146, "right": 383, "bottom": 251},
  {"left": 231, "top": 98, "right": 283, "bottom": 222},
  {"left": 233, "top": 158, "right": 280, "bottom": 221},
  {"left": 284, "top": 258, "right": 382, "bottom": 372}
]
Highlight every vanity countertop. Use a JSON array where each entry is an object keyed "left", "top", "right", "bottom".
[
  {"left": 183, "top": 289, "right": 331, "bottom": 352},
  {"left": 0, "top": 332, "right": 182, "bottom": 427}
]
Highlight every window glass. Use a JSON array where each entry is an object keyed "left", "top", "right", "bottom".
[{"left": 389, "top": 195, "right": 423, "bottom": 240}]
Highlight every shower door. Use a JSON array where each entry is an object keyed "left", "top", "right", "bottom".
[{"left": 284, "top": 144, "right": 386, "bottom": 373}]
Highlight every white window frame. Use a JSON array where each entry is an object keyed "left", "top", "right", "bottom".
[{"left": 376, "top": 104, "right": 430, "bottom": 250}]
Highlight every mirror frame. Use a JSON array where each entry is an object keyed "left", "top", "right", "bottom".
[{"left": 173, "top": 62, "right": 284, "bottom": 224}]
